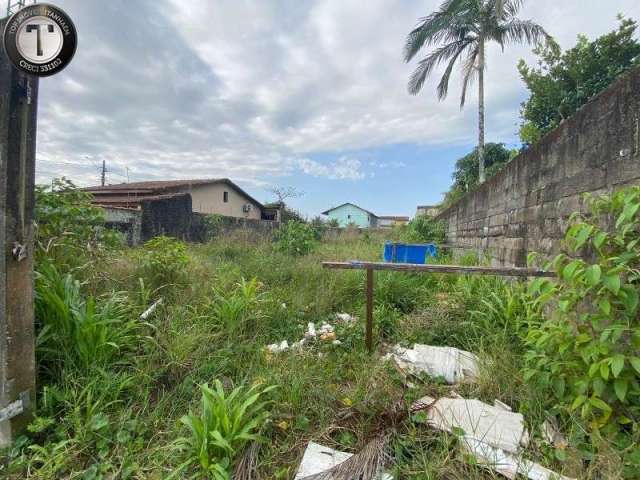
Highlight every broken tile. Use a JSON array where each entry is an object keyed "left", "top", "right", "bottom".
[
  {"left": 462, "top": 436, "right": 575, "bottom": 480},
  {"left": 413, "top": 396, "right": 529, "bottom": 453},
  {"left": 295, "top": 442, "right": 392, "bottom": 480},
  {"left": 384, "top": 344, "right": 479, "bottom": 384}
]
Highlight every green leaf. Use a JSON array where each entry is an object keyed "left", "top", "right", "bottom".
[
  {"left": 603, "top": 274, "right": 621, "bottom": 295},
  {"left": 598, "top": 299, "right": 611, "bottom": 316},
  {"left": 611, "top": 356, "right": 625, "bottom": 378},
  {"left": 571, "top": 395, "right": 587, "bottom": 410},
  {"left": 614, "top": 378, "right": 628, "bottom": 402},
  {"left": 593, "top": 231, "right": 607, "bottom": 248},
  {"left": 588, "top": 396, "right": 612, "bottom": 412},
  {"left": 562, "top": 260, "right": 582, "bottom": 281},
  {"left": 584, "top": 265, "right": 601, "bottom": 286},
  {"left": 600, "top": 362, "right": 609, "bottom": 381},
  {"left": 629, "top": 357, "right": 640, "bottom": 374}
]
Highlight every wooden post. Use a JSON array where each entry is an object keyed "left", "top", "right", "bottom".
[
  {"left": 366, "top": 267, "right": 374, "bottom": 353},
  {"left": 323, "top": 261, "right": 555, "bottom": 353},
  {"left": 0, "top": 16, "right": 39, "bottom": 447}
]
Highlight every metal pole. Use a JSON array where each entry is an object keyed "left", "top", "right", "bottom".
[{"left": 366, "top": 267, "right": 374, "bottom": 353}]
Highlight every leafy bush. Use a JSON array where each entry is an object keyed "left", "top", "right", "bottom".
[
  {"left": 35, "top": 262, "right": 142, "bottom": 374},
  {"left": 273, "top": 221, "right": 316, "bottom": 256},
  {"left": 310, "top": 216, "right": 326, "bottom": 240},
  {"left": 524, "top": 186, "right": 640, "bottom": 470},
  {"left": 139, "top": 236, "right": 190, "bottom": 290},
  {"left": 404, "top": 215, "right": 446, "bottom": 244},
  {"left": 176, "top": 380, "right": 276, "bottom": 479},
  {"left": 35, "top": 177, "right": 121, "bottom": 267}
]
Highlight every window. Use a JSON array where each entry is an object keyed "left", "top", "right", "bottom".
[{"left": 223, "top": 191, "right": 228, "bottom": 203}]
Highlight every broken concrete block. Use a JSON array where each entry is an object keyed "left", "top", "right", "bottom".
[
  {"left": 295, "top": 442, "right": 392, "bottom": 480},
  {"left": 385, "top": 344, "right": 479, "bottom": 384},
  {"left": 266, "top": 340, "right": 289, "bottom": 353},
  {"left": 305, "top": 322, "right": 317, "bottom": 339},
  {"left": 413, "top": 396, "right": 529, "bottom": 453},
  {"left": 461, "top": 436, "right": 575, "bottom": 480},
  {"left": 335, "top": 313, "right": 354, "bottom": 323}
]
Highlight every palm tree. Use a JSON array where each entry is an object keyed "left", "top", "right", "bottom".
[{"left": 404, "top": 0, "right": 551, "bottom": 183}]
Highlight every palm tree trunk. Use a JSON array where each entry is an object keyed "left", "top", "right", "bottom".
[{"left": 478, "top": 38, "right": 486, "bottom": 184}]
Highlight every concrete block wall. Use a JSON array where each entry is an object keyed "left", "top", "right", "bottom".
[{"left": 436, "top": 68, "right": 640, "bottom": 267}]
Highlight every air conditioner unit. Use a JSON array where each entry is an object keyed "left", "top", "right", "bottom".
[{"left": 242, "top": 204, "right": 252, "bottom": 213}]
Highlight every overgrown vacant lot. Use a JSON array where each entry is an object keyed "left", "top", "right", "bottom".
[{"left": 2, "top": 183, "right": 639, "bottom": 479}]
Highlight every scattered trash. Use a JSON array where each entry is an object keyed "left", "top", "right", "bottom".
[
  {"left": 384, "top": 344, "right": 479, "bottom": 384},
  {"left": 461, "top": 436, "right": 575, "bottom": 480},
  {"left": 295, "top": 440, "right": 392, "bottom": 480},
  {"left": 321, "top": 331, "right": 337, "bottom": 342},
  {"left": 267, "top": 340, "right": 289, "bottom": 353},
  {"left": 413, "top": 396, "right": 574, "bottom": 480},
  {"left": 139, "top": 298, "right": 163, "bottom": 321},
  {"left": 266, "top": 316, "right": 352, "bottom": 354},
  {"left": 319, "top": 323, "right": 334, "bottom": 334},
  {"left": 541, "top": 418, "right": 568, "bottom": 450},
  {"left": 335, "top": 313, "right": 354, "bottom": 323},
  {"left": 412, "top": 396, "right": 528, "bottom": 453},
  {"left": 306, "top": 322, "right": 317, "bottom": 339}
]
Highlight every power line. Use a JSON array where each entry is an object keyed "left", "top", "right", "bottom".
[{"left": 6, "top": 0, "right": 36, "bottom": 17}]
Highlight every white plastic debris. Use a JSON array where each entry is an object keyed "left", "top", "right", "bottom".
[
  {"left": 139, "top": 298, "right": 163, "bottom": 321},
  {"left": 461, "top": 436, "right": 575, "bottom": 480},
  {"left": 384, "top": 344, "right": 479, "bottom": 384},
  {"left": 305, "top": 322, "right": 317, "bottom": 339},
  {"left": 412, "top": 396, "right": 529, "bottom": 453},
  {"left": 319, "top": 323, "right": 334, "bottom": 334},
  {"left": 295, "top": 442, "right": 392, "bottom": 480},
  {"left": 335, "top": 313, "right": 354, "bottom": 323},
  {"left": 332, "top": 340, "right": 342, "bottom": 346},
  {"left": 266, "top": 340, "right": 289, "bottom": 353}
]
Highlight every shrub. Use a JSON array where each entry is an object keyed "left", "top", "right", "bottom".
[
  {"left": 404, "top": 216, "right": 446, "bottom": 244},
  {"left": 524, "top": 186, "right": 640, "bottom": 470},
  {"left": 139, "top": 236, "right": 190, "bottom": 290},
  {"left": 175, "top": 380, "right": 276, "bottom": 479},
  {"left": 273, "top": 221, "right": 316, "bottom": 256},
  {"left": 35, "top": 177, "right": 121, "bottom": 267}
]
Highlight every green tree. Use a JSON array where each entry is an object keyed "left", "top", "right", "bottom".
[
  {"left": 443, "top": 143, "right": 517, "bottom": 207},
  {"left": 404, "top": 0, "right": 551, "bottom": 183},
  {"left": 518, "top": 16, "right": 640, "bottom": 145}
]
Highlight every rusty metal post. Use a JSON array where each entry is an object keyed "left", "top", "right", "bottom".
[
  {"left": 365, "top": 266, "right": 374, "bottom": 353},
  {"left": 0, "top": 16, "right": 39, "bottom": 447}
]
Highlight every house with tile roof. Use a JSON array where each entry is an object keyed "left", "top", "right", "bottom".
[{"left": 83, "top": 178, "right": 264, "bottom": 220}]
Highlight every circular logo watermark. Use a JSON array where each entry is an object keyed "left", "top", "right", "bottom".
[{"left": 3, "top": 3, "right": 77, "bottom": 77}]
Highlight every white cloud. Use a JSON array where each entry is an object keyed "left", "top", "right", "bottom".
[
  {"left": 298, "top": 156, "right": 365, "bottom": 180},
  {"left": 36, "top": 0, "right": 640, "bottom": 192}
]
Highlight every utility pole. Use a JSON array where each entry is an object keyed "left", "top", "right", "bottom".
[
  {"left": 0, "top": 14, "right": 39, "bottom": 446},
  {"left": 101, "top": 159, "right": 106, "bottom": 186}
]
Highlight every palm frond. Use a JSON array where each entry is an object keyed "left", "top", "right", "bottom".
[
  {"left": 437, "top": 40, "right": 474, "bottom": 100},
  {"left": 498, "top": 19, "right": 552, "bottom": 46},
  {"left": 233, "top": 441, "right": 261, "bottom": 480},
  {"left": 408, "top": 39, "right": 473, "bottom": 95},
  {"left": 300, "top": 435, "right": 391, "bottom": 480},
  {"left": 460, "top": 45, "right": 480, "bottom": 108},
  {"left": 403, "top": 0, "right": 474, "bottom": 62}
]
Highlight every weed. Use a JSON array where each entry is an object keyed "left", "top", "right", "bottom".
[{"left": 174, "top": 380, "right": 276, "bottom": 479}]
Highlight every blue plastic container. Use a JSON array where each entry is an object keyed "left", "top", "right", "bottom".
[{"left": 383, "top": 242, "right": 437, "bottom": 264}]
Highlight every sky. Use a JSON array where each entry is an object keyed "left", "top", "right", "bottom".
[{"left": 30, "top": 0, "right": 640, "bottom": 218}]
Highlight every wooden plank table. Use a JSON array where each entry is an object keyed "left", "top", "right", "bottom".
[{"left": 322, "top": 261, "right": 555, "bottom": 352}]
